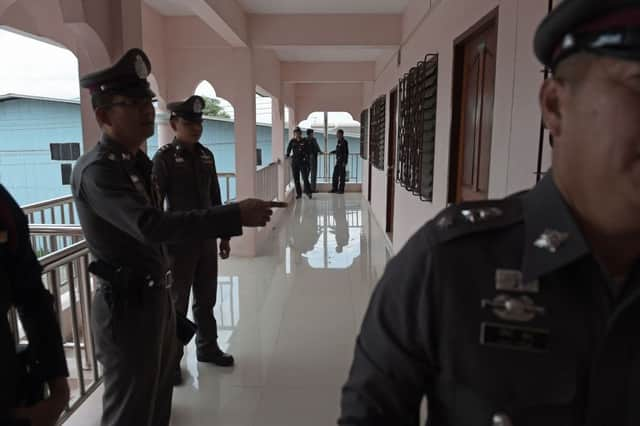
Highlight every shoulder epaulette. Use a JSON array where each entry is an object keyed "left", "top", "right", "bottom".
[
  {"left": 429, "top": 196, "right": 525, "bottom": 244},
  {"left": 157, "top": 143, "right": 175, "bottom": 154}
]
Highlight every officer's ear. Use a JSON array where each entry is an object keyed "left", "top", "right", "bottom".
[
  {"left": 539, "top": 77, "right": 566, "bottom": 141},
  {"left": 170, "top": 117, "right": 178, "bottom": 132}
]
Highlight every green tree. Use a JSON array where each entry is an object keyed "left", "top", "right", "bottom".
[{"left": 202, "top": 96, "right": 230, "bottom": 118}]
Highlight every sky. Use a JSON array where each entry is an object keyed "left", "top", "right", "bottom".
[
  {"left": 0, "top": 27, "right": 359, "bottom": 128},
  {"left": 0, "top": 28, "right": 80, "bottom": 99}
]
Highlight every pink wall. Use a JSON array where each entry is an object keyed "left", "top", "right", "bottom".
[
  {"left": 250, "top": 14, "right": 401, "bottom": 47},
  {"left": 295, "top": 83, "right": 363, "bottom": 123},
  {"left": 364, "top": 0, "right": 549, "bottom": 252},
  {"left": 282, "top": 62, "right": 375, "bottom": 83}
]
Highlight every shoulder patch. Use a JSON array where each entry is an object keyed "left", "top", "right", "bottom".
[
  {"left": 429, "top": 196, "right": 524, "bottom": 244},
  {"left": 158, "top": 144, "right": 175, "bottom": 154}
]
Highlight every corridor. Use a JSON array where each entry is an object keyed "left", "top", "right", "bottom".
[{"left": 66, "top": 194, "right": 393, "bottom": 426}]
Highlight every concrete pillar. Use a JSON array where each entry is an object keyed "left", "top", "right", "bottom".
[
  {"left": 111, "top": 0, "right": 143, "bottom": 57},
  {"left": 231, "top": 48, "right": 258, "bottom": 256},
  {"left": 271, "top": 97, "right": 285, "bottom": 201},
  {"left": 77, "top": 55, "right": 101, "bottom": 152}
]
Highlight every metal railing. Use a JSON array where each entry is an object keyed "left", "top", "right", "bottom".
[
  {"left": 256, "top": 162, "right": 279, "bottom": 201},
  {"left": 217, "top": 173, "right": 237, "bottom": 203},
  {"left": 314, "top": 153, "right": 363, "bottom": 184},
  {"left": 9, "top": 235, "right": 101, "bottom": 424},
  {"left": 22, "top": 195, "right": 79, "bottom": 256}
]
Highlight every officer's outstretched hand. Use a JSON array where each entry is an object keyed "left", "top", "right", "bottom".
[
  {"left": 220, "top": 238, "right": 231, "bottom": 259},
  {"left": 237, "top": 199, "right": 288, "bottom": 227}
]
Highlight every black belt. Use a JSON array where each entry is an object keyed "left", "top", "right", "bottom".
[{"left": 88, "top": 260, "right": 171, "bottom": 290}]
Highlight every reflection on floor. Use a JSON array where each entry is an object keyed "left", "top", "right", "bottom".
[{"left": 64, "top": 193, "right": 393, "bottom": 426}]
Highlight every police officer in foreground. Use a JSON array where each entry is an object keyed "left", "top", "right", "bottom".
[
  {"left": 286, "top": 127, "right": 313, "bottom": 199},
  {"left": 152, "top": 95, "right": 234, "bottom": 385},
  {"left": 330, "top": 129, "right": 349, "bottom": 194},
  {"left": 340, "top": 1, "right": 640, "bottom": 425},
  {"left": 72, "top": 48, "right": 285, "bottom": 426},
  {"left": 1, "top": 185, "right": 69, "bottom": 426},
  {"left": 305, "top": 128, "right": 323, "bottom": 193}
]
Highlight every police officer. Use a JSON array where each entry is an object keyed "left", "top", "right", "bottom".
[
  {"left": 340, "top": 1, "right": 640, "bottom": 425},
  {"left": 1, "top": 184, "right": 69, "bottom": 426},
  {"left": 330, "top": 129, "right": 349, "bottom": 194},
  {"left": 152, "top": 95, "right": 234, "bottom": 384},
  {"left": 305, "top": 128, "right": 323, "bottom": 193},
  {"left": 72, "top": 48, "right": 285, "bottom": 426},
  {"left": 286, "top": 127, "right": 313, "bottom": 199}
]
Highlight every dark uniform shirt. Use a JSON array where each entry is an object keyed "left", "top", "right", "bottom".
[
  {"left": 305, "top": 136, "right": 322, "bottom": 156},
  {"left": 286, "top": 138, "right": 311, "bottom": 164},
  {"left": 335, "top": 138, "right": 349, "bottom": 165},
  {"left": 0, "top": 184, "right": 68, "bottom": 420},
  {"left": 152, "top": 140, "right": 223, "bottom": 211},
  {"left": 340, "top": 175, "right": 640, "bottom": 426},
  {"left": 71, "top": 135, "right": 242, "bottom": 279}
]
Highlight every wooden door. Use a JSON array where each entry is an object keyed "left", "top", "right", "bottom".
[
  {"left": 386, "top": 88, "right": 398, "bottom": 239},
  {"left": 450, "top": 20, "right": 498, "bottom": 202}
]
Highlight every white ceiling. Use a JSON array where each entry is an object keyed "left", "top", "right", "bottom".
[
  {"left": 144, "top": 0, "right": 193, "bottom": 16},
  {"left": 238, "top": 0, "right": 410, "bottom": 14},
  {"left": 275, "top": 46, "right": 395, "bottom": 62}
]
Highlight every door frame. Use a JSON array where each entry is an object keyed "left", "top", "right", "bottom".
[{"left": 448, "top": 9, "right": 499, "bottom": 204}]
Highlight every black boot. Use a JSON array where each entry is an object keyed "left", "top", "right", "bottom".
[{"left": 198, "top": 347, "right": 235, "bottom": 367}]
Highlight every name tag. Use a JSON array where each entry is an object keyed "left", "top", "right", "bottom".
[
  {"left": 480, "top": 322, "right": 549, "bottom": 352},
  {"left": 175, "top": 158, "right": 185, "bottom": 163}
]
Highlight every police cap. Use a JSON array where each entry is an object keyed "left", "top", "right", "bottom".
[
  {"left": 535, "top": 0, "right": 640, "bottom": 69},
  {"left": 80, "top": 48, "right": 155, "bottom": 106},
  {"left": 167, "top": 95, "right": 205, "bottom": 123}
]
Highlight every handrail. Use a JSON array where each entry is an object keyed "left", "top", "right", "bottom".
[
  {"left": 21, "top": 195, "right": 73, "bottom": 213},
  {"left": 39, "top": 240, "right": 89, "bottom": 271},
  {"left": 29, "top": 224, "right": 84, "bottom": 236}
]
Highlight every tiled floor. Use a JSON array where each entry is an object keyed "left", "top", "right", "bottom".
[{"left": 65, "top": 193, "right": 393, "bottom": 426}]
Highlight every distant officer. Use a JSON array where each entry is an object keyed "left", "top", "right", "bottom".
[
  {"left": 286, "top": 127, "right": 313, "bottom": 199},
  {"left": 73, "top": 48, "right": 285, "bottom": 426},
  {"left": 1, "top": 184, "right": 69, "bottom": 426},
  {"left": 152, "top": 95, "right": 234, "bottom": 385},
  {"left": 340, "top": 1, "right": 640, "bottom": 425},
  {"left": 330, "top": 129, "right": 349, "bottom": 194},
  {"left": 305, "top": 128, "right": 323, "bottom": 193}
]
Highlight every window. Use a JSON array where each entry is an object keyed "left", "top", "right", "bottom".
[
  {"left": 256, "top": 148, "right": 263, "bottom": 166},
  {"left": 369, "top": 96, "right": 386, "bottom": 171},
  {"left": 61, "top": 164, "right": 72, "bottom": 185},
  {"left": 397, "top": 54, "right": 438, "bottom": 201},
  {"left": 50, "top": 143, "right": 80, "bottom": 161},
  {"left": 360, "top": 109, "right": 369, "bottom": 160}
]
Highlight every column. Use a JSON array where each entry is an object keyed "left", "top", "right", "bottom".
[
  {"left": 231, "top": 48, "right": 258, "bottom": 256},
  {"left": 271, "top": 97, "right": 285, "bottom": 201}
]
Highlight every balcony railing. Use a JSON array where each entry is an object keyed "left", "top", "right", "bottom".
[
  {"left": 313, "top": 153, "right": 363, "bottom": 184},
  {"left": 7, "top": 163, "right": 296, "bottom": 422},
  {"left": 256, "top": 162, "right": 279, "bottom": 201},
  {"left": 9, "top": 233, "right": 100, "bottom": 424}
]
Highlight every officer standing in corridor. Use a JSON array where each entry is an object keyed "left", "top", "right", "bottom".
[
  {"left": 73, "top": 48, "right": 285, "bottom": 426},
  {"left": 152, "top": 95, "right": 234, "bottom": 385},
  {"left": 330, "top": 129, "right": 349, "bottom": 194},
  {"left": 286, "top": 127, "right": 313, "bottom": 199},
  {"left": 1, "top": 184, "right": 70, "bottom": 426},
  {"left": 305, "top": 128, "right": 323, "bottom": 193},
  {"left": 340, "top": 1, "right": 640, "bottom": 425}
]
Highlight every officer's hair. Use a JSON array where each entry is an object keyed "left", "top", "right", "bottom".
[
  {"left": 337, "top": 129, "right": 344, "bottom": 135},
  {"left": 553, "top": 53, "right": 596, "bottom": 88}
]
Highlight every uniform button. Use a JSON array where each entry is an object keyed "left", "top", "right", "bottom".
[
  {"left": 148, "top": 280, "right": 155, "bottom": 287},
  {"left": 492, "top": 413, "right": 513, "bottom": 426}
]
